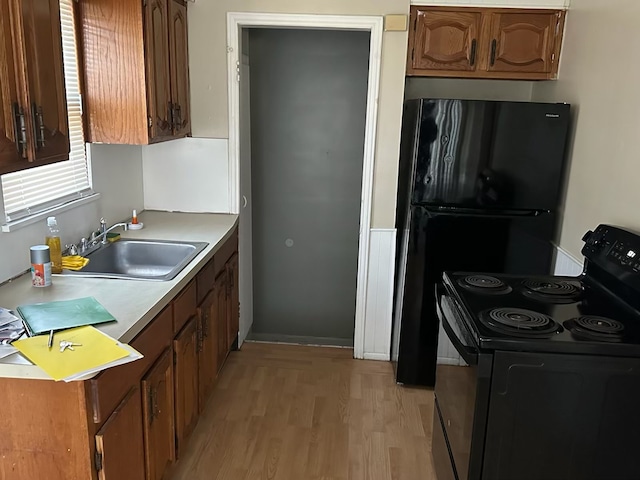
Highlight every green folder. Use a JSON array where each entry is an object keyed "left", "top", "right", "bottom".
[{"left": 17, "top": 297, "right": 116, "bottom": 336}]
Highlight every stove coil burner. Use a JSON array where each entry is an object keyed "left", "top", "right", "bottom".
[
  {"left": 458, "top": 275, "right": 512, "bottom": 295},
  {"left": 480, "top": 308, "right": 561, "bottom": 338},
  {"left": 521, "top": 279, "right": 582, "bottom": 303},
  {"left": 564, "top": 315, "right": 625, "bottom": 342}
]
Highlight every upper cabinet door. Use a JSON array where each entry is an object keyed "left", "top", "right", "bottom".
[
  {"left": 168, "top": 0, "right": 190, "bottom": 137},
  {"left": 145, "top": 0, "right": 173, "bottom": 141},
  {"left": 0, "top": 1, "right": 23, "bottom": 171},
  {"left": 410, "top": 9, "right": 481, "bottom": 73},
  {"left": 487, "top": 11, "right": 563, "bottom": 75},
  {"left": 19, "top": 0, "right": 69, "bottom": 164}
]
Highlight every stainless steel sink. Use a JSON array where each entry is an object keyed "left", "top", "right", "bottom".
[{"left": 59, "top": 239, "right": 208, "bottom": 281}]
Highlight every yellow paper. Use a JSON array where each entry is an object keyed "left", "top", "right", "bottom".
[{"left": 13, "top": 326, "right": 133, "bottom": 381}]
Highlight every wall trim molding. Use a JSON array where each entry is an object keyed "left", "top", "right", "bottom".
[
  {"left": 227, "top": 12, "right": 384, "bottom": 360},
  {"left": 364, "top": 353, "right": 391, "bottom": 361}
]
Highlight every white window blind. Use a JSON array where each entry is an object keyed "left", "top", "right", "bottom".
[{"left": 1, "top": 0, "right": 91, "bottom": 223}]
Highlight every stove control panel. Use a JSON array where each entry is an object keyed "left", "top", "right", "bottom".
[{"left": 583, "top": 224, "right": 640, "bottom": 275}]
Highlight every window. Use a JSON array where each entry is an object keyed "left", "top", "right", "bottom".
[{"left": 1, "top": 0, "right": 92, "bottom": 224}]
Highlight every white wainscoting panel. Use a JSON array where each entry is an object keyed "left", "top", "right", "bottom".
[
  {"left": 142, "top": 137, "right": 230, "bottom": 213},
  {"left": 553, "top": 245, "right": 583, "bottom": 276},
  {"left": 363, "top": 229, "right": 396, "bottom": 361},
  {"left": 437, "top": 327, "right": 465, "bottom": 366}
]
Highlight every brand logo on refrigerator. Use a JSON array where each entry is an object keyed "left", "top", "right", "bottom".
[{"left": 546, "top": 114, "right": 561, "bottom": 118}]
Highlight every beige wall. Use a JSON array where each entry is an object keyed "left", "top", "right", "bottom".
[
  {"left": 405, "top": 77, "right": 534, "bottom": 101},
  {"left": 531, "top": 0, "right": 639, "bottom": 258},
  {"left": 0, "top": 145, "right": 143, "bottom": 284},
  {"left": 188, "top": 0, "right": 409, "bottom": 228}
]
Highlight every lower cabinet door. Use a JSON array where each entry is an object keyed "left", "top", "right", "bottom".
[
  {"left": 226, "top": 253, "right": 239, "bottom": 349},
  {"left": 215, "top": 271, "right": 228, "bottom": 370},
  {"left": 173, "top": 316, "right": 199, "bottom": 456},
  {"left": 198, "top": 290, "right": 217, "bottom": 412},
  {"left": 142, "top": 348, "right": 175, "bottom": 480},
  {"left": 95, "top": 386, "right": 146, "bottom": 480}
]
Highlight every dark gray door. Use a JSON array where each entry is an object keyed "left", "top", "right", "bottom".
[{"left": 248, "top": 28, "right": 370, "bottom": 345}]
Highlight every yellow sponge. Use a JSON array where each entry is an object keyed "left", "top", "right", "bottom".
[
  {"left": 61, "top": 256, "right": 89, "bottom": 271},
  {"left": 106, "top": 232, "right": 120, "bottom": 243}
]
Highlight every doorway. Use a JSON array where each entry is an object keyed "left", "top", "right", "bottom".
[
  {"left": 228, "top": 13, "right": 383, "bottom": 358},
  {"left": 246, "top": 28, "right": 370, "bottom": 346}
]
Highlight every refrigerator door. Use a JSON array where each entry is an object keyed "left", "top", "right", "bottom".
[
  {"left": 392, "top": 206, "right": 555, "bottom": 386},
  {"left": 410, "top": 99, "right": 570, "bottom": 211}
]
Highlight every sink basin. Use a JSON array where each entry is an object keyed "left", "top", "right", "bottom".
[{"left": 59, "top": 239, "right": 208, "bottom": 281}]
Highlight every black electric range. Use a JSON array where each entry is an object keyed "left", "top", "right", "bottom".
[
  {"left": 443, "top": 272, "right": 640, "bottom": 357},
  {"left": 432, "top": 224, "right": 640, "bottom": 480}
]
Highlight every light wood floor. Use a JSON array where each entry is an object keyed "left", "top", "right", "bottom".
[{"left": 171, "top": 342, "right": 437, "bottom": 480}]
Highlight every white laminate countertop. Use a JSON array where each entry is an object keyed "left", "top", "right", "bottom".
[{"left": 0, "top": 211, "right": 239, "bottom": 380}]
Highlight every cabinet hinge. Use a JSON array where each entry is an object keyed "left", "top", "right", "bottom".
[
  {"left": 94, "top": 451, "right": 103, "bottom": 472},
  {"left": 148, "top": 116, "right": 153, "bottom": 128},
  {"left": 143, "top": 0, "right": 147, "bottom": 6},
  {"left": 411, "top": 48, "right": 414, "bottom": 61},
  {"left": 413, "top": 17, "right": 417, "bottom": 30}
]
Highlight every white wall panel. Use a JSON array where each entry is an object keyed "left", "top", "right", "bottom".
[
  {"left": 142, "top": 137, "right": 230, "bottom": 213},
  {"left": 553, "top": 245, "right": 583, "bottom": 276},
  {"left": 363, "top": 229, "right": 396, "bottom": 361}
]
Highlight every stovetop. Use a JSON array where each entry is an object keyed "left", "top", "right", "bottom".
[{"left": 442, "top": 271, "right": 640, "bottom": 357}]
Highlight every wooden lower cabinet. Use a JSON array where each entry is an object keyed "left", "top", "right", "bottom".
[
  {"left": 95, "top": 387, "right": 146, "bottom": 480},
  {"left": 226, "top": 252, "right": 239, "bottom": 350},
  {"left": 142, "top": 348, "right": 175, "bottom": 480},
  {"left": 0, "top": 227, "right": 239, "bottom": 480},
  {"left": 173, "top": 316, "right": 199, "bottom": 456},
  {"left": 197, "top": 289, "right": 218, "bottom": 412},
  {"left": 215, "top": 271, "right": 228, "bottom": 371}
]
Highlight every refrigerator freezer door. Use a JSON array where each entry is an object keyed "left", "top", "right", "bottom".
[{"left": 410, "top": 99, "right": 570, "bottom": 211}]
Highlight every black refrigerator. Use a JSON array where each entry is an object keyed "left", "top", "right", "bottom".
[{"left": 391, "top": 98, "right": 571, "bottom": 387}]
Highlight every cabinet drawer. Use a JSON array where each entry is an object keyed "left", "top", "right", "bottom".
[
  {"left": 196, "top": 258, "right": 215, "bottom": 305},
  {"left": 173, "top": 280, "right": 196, "bottom": 334},
  {"left": 89, "top": 305, "right": 173, "bottom": 425},
  {"left": 214, "top": 228, "right": 238, "bottom": 276}
]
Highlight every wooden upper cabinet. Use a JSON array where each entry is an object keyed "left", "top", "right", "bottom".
[
  {"left": 410, "top": 9, "right": 481, "bottom": 73},
  {"left": 0, "top": 0, "right": 69, "bottom": 175},
  {"left": 488, "top": 11, "right": 563, "bottom": 75},
  {"left": 407, "top": 6, "right": 566, "bottom": 80},
  {"left": 145, "top": 0, "right": 172, "bottom": 141},
  {"left": 169, "top": 0, "right": 190, "bottom": 137},
  {"left": 0, "top": 0, "right": 22, "bottom": 171},
  {"left": 20, "top": 0, "right": 69, "bottom": 163},
  {"left": 79, "top": 0, "right": 191, "bottom": 145}
]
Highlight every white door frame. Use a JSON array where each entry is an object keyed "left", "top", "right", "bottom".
[{"left": 227, "top": 12, "right": 383, "bottom": 359}]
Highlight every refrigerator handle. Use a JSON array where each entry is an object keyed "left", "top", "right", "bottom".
[{"left": 423, "top": 206, "right": 547, "bottom": 218}]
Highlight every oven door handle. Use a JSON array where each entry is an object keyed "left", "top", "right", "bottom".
[{"left": 436, "top": 294, "right": 479, "bottom": 366}]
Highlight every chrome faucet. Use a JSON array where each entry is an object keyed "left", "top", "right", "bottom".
[{"left": 91, "top": 218, "right": 128, "bottom": 245}]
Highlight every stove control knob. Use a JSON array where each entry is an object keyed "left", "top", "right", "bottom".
[{"left": 583, "top": 230, "right": 604, "bottom": 248}]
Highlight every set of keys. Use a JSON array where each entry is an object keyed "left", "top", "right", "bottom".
[{"left": 59, "top": 340, "right": 82, "bottom": 352}]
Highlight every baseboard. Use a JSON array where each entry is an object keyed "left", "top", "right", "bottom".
[
  {"left": 363, "top": 353, "right": 390, "bottom": 361},
  {"left": 246, "top": 332, "right": 354, "bottom": 348}
]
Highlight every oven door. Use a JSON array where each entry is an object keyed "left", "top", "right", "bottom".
[{"left": 433, "top": 286, "right": 492, "bottom": 480}]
